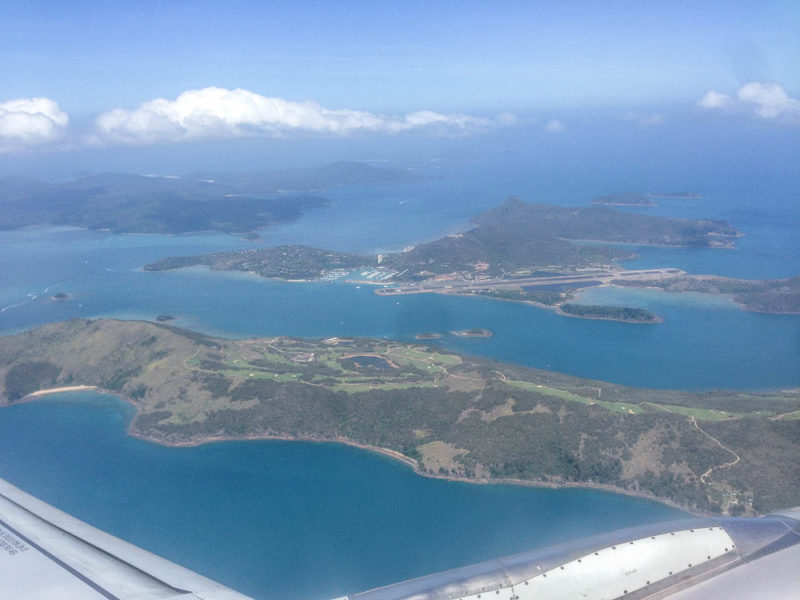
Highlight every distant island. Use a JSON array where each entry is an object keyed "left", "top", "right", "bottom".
[
  {"left": 2, "top": 319, "right": 798, "bottom": 515},
  {"left": 143, "top": 197, "right": 798, "bottom": 317},
  {"left": 648, "top": 191, "right": 703, "bottom": 199},
  {"left": 612, "top": 275, "right": 800, "bottom": 314},
  {"left": 592, "top": 192, "right": 657, "bottom": 207},
  {"left": 145, "top": 245, "right": 366, "bottom": 280},
  {"left": 0, "top": 161, "right": 411, "bottom": 236},
  {"left": 146, "top": 198, "right": 740, "bottom": 279},
  {"left": 141, "top": 197, "right": 777, "bottom": 320},
  {"left": 414, "top": 332, "right": 442, "bottom": 340},
  {"left": 50, "top": 292, "right": 70, "bottom": 301},
  {"left": 380, "top": 198, "right": 739, "bottom": 280},
  {"left": 450, "top": 328, "right": 493, "bottom": 337},
  {"left": 558, "top": 303, "right": 661, "bottom": 323}
]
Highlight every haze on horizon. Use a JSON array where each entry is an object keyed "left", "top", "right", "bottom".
[{"left": 1, "top": 1, "right": 799, "bottom": 178}]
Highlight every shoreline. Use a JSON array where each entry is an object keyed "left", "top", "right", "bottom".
[
  {"left": 449, "top": 288, "right": 664, "bottom": 324},
  {"left": 8, "top": 386, "right": 700, "bottom": 517},
  {"left": 124, "top": 429, "right": 703, "bottom": 517},
  {"left": 555, "top": 305, "right": 663, "bottom": 324}
]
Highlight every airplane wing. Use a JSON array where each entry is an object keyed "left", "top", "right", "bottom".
[
  {"left": 338, "top": 507, "right": 800, "bottom": 600},
  {"left": 2, "top": 476, "right": 799, "bottom": 600},
  {"left": 0, "top": 477, "right": 251, "bottom": 599}
]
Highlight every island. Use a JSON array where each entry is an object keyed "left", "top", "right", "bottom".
[
  {"left": 0, "top": 161, "right": 411, "bottom": 236},
  {"left": 648, "top": 191, "right": 703, "bottom": 199},
  {"left": 591, "top": 192, "right": 657, "bottom": 207},
  {"left": 612, "top": 275, "right": 800, "bottom": 314},
  {"left": 2, "top": 319, "right": 799, "bottom": 516},
  {"left": 143, "top": 198, "right": 766, "bottom": 319},
  {"left": 145, "top": 245, "right": 367, "bottom": 280},
  {"left": 558, "top": 304, "right": 661, "bottom": 323},
  {"left": 381, "top": 198, "right": 739, "bottom": 280},
  {"left": 50, "top": 292, "right": 70, "bottom": 301},
  {"left": 414, "top": 333, "right": 442, "bottom": 340},
  {"left": 450, "top": 328, "right": 494, "bottom": 337}
]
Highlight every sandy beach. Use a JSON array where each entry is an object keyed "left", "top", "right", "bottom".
[{"left": 25, "top": 385, "right": 98, "bottom": 398}]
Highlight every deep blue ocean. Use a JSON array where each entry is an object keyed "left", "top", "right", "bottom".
[{"left": 0, "top": 146, "right": 798, "bottom": 598}]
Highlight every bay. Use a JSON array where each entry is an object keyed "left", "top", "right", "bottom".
[{"left": 0, "top": 393, "right": 686, "bottom": 600}]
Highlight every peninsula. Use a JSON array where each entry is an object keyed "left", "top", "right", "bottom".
[
  {"left": 2, "top": 319, "right": 799, "bottom": 515},
  {"left": 0, "top": 161, "right": 410, "bottom": 235}
]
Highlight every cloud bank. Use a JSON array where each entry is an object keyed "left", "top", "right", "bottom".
[
  {"left": 91, "top": 87, "right": 503, "bottom": 145},
  {"left": 0, "top": 97, "right": 69, "bottom": 152},
  {"left": 698, "top": 82, "right": 800, "bottom": 122}
]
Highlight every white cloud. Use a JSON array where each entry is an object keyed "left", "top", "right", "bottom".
[
  {"left": 0, "top": 97, "right": 69, "bottom": 152},
  {"left": 697, "top": 90, "right": 732, "bottom": 109},
  {"left": 543, "top": 119, "right": 565, "bottom": 133},
  {"left": 698, "top": 82, "right": 800, "bottom": 122},
  {"left": 736, "top": 82, "right": 800, "bottom": 119},
  {"left": 91, "top": 87, "right": 505, "bottom": 145}
]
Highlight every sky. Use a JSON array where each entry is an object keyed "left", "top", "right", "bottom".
[{"left": 1, "top": 0, "right": 799, "bottom": 169}]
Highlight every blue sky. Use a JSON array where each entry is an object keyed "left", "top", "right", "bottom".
[{"left": 1, "top": 0, "right": 799, "bottom": 160}]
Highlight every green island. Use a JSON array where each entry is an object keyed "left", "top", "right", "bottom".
[
  {"left": 612, "top": 276, "right": 800, "bottom": 314},
  {"left": 558, "top": 304, "right": 661, "bottom": 323},
  {"left": 2, "top": 319, "right": 799, "bottom": 516},
  {"left": 380, "top": 198, "right": 739, "bottom": 279},
  {"left": 145, "top": 245, "right": 367, "bottom": 280},
  {"left": 591, "top": 192, "right": 658, "bottom": 207},
  {"left": 144, "top": 198, "right": 776, "bottom": 321},
  {"left": 0, "top": 162, "right": 409, "bottom": 235},
  {"left": 145, "top": 197, "right": 740, "bottom": 278},
  {"left": 142, "top": 198, "right": 797, "bottom": 317}
]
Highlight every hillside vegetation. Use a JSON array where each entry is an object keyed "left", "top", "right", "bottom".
[
  {"left": 146, "top": 198, "right": 741, "bottom": 279},
  {"left": 2, "top": 319, "right": 798, "bottom": 515},
  {"left": 613, "top": 276, "right": 800, "bottom": 314},
  {"left": 0, "top": 162, "right": 409, "bottom": 235}
]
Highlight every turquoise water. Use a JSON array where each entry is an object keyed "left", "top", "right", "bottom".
[
  {"left": 0, "top": 394, "right": 686, "bottom": 600},
  {"left": 0, "top": 155, "right": 797, "bottom": 598},
  {"left": 1, "top": 224, "right": 798, "bottom": 389}
]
